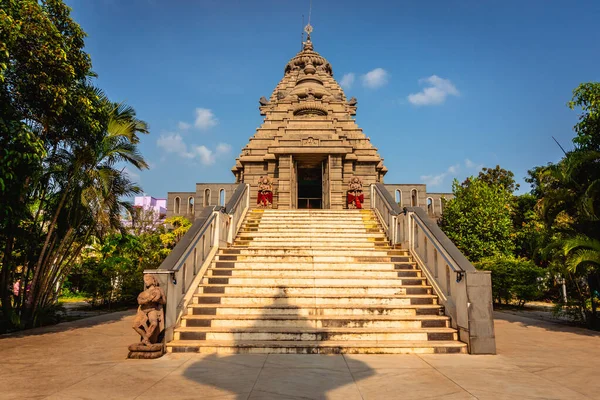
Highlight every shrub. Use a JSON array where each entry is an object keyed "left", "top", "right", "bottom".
[{"left": 476, "top": 256, "right": 545, "bottom": 306}]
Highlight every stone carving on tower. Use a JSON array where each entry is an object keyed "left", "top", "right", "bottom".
[{"left": 231, "top": 24, "right": 387, "bottom": 209}]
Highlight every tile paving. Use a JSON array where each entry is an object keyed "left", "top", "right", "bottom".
[{"left": 1, "top": 310, "right": 599, "bottom": 399}]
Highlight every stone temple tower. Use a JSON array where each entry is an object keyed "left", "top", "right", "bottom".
[{"left": 231, "top": 25, "right": 387, "bottom": 209}]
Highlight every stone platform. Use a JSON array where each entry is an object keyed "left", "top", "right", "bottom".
[{"left": 0, "top": 309, "right": 599, "bottom": 399}]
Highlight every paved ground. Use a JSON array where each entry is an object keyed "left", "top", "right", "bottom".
[{"left": 1, "top": 310, "right": 598, "bottom": 400}]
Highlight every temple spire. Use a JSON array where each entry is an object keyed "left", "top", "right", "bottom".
[{"left": 303, "top": 23, "right": 313, "bottom": 51}]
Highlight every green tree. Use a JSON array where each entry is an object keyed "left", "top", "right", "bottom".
[
  {"left": 476, "top": 255, "right": 544, "bottom": 306},
  {"left": 475, "top": 165, "right": 520, "bottom": 193},
  {"left": 568, "top": 82, "right": 600, "bottom": 151},
  {"left": 159, "top": 216, "right": 192, "bottom": 250},
  {"left": 439, "top": 178, "right": 515, "bottom": 262}
]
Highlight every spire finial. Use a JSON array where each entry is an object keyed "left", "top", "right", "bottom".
[{"left": 302, "top": 0, "right": 314, "bottom": 51}]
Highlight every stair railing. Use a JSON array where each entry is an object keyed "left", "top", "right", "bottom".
[
  {"left": 143, "top": 183, "right": 250, "bottom": 342},
  {"left": 370, "top": 183, "right": 496, "bottom": 354}
]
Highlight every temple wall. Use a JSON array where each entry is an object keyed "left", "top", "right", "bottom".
[{"left": 166, "top": 191, "right": 196, "bottom": 220}]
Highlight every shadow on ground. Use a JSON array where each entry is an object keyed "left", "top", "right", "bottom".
[
  {"left": 181, "top": 286, "right": 375, "bottom": 399},
  {"left": 494, "top": 310, "right": 600, "bottom": 337},
  {"left": 0, "top": 308, "right": 134, "bottom": 339}
]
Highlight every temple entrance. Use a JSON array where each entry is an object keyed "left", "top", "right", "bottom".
[{"left": 297, "top": 166, "right": 322, "bottom": 209}]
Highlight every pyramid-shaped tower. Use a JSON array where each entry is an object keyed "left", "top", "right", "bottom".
[{"left": 232, "top": 26, "right": 387, "bottom": 209}]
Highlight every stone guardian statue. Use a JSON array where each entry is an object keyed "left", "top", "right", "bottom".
[{"left": 128, "top": 274, "right": 166, "bottom": 359}]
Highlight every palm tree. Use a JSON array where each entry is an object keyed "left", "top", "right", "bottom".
[
  {"left": 563, "top": 235, "right": 600, "bottom": 329},
  {"left": 23, "top": 93, "right": 149, "bottom": 325},
  {"left": 563, "top": 236, "right": 600, "bottom": 273}
]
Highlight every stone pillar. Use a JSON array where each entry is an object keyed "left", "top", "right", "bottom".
[
  {"left": 329, "top": 155, "right": 344, "bottom": 209},
  {"left": 277, "top": 155, "right": 292, "bottom": 209}
]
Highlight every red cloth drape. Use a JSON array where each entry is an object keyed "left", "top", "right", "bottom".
[
  {"left": 347, "top": 192, "right": 364, "bottom": 209},
  {"left": 257, "top": 191, "right": 273, "bottom": 206}
]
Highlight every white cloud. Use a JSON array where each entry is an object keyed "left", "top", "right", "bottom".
[
  {"left": 192, "top": 145, "right": 214, "bottom": 165},
  {"left": 194, "top": 108, "right": 218, "bottom": 130},
  {"left": 465, "top": 158, "right": 484, "bottom": 171},
  {"left": 362, "top": 68, "right": 389, "bottom": 89},
  {"left": 156, "top": 133, "right": 191, "bottom": 157},
  {"left": 340, "top": 73, "right": 355, "bottom": 89},
  {"left": 178, "top": 121, "right": 191, "bottom": 131},
  {"left": 407, "top": 75, "right": 459, "bottom": 106},
  {"left": 421, "top": 164, "right": 460, "bottom": 187},
  {"left": 216, "top": 143, "right": 232, "bottom": 154},
  {"left": 156, "top": 134, "right": 231, "bottom": 166}
]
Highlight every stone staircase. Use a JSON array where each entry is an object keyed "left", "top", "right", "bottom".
[{"left": 167, "top": 209, "right": 467, "bottom": 354}]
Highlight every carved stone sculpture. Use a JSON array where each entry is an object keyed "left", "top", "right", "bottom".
[
  {"left": 128, "top": 274, "right": 166, "bottom": 359},
  {"left": 257, "top": 176, "right": 274, "bottom": 208},
  {"left": 347, "top": 177, "right": 364, "bottom": 209},
  {"left": 259, "top": 96, "right": 269, "bottom": 106}
]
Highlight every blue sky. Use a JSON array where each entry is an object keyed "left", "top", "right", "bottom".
[{"left": 67, "top": 0, "right": 600, "bottom": 197}]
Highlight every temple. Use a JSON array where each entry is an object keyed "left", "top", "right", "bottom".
[{"left": 167, "top": 25, "right": 452, "bottom": 218}]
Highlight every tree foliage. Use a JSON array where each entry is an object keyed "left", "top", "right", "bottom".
[
  {"left": 439, "top": 178, "right": 515, "bottom": 262},
  {"left": 0, "top": 0, "right": 150, "bottom": 330},
  {"left": 568, "top": 82, "right": 600, "bottom": 151},
  {"left": 474, "top": 165, "right": 520, "bottom": 193},
  {"left": 476, "top": 256, "right": 544, "bottom": 306}
]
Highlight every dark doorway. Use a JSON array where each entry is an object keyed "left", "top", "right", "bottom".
[{"left": 297, "top": 166, "right": 322, "bottom": 209}]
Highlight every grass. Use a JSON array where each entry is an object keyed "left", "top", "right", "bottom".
[{"left": 58, "top": 295, "right": 89, "bottom": 304}]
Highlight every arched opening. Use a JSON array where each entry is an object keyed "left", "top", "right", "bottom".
[
  {"left": 219, "top": 189, "right": 226, "bottom": 206},
  {"left": 395, "top": 189, "right": 402, "bottom": 206},
  {"left": 188, "top": 196, "right": 194, "bottom": 215},
  {"left": 427, "top": 197, "right": 434, "bottom": 215},
  {"left": 174, "top": 197, "right": 181, "bottom": 214},
  {"left": 204, "top": 188, "right": 210, "bottom": 207},
  {"left": 411, "top": 189, "right": 418, "bottom": 207}
]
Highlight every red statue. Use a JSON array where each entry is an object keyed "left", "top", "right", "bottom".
[
  {"left": 257, "top": 176, "right": 274, "bottom": 208},
  {"left": 347, "top": 177, "right": 364, "bottom": 209}
]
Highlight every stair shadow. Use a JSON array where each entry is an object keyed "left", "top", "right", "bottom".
[{"left": 181, "top": 285, "right": 375, "bottom": 399}]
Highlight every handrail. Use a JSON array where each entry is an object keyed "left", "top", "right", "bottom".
[
  {"left": 404, "top": 207, "right": 475, "bottom": 273},
  {"left": 225, "top": 183, "right": 248, "bottom": 215},
  {"left": 153, "top": 206, "right": 217, "bottom": 273},
  {"left": 369, "top": 183, "right": 496, "bottom": 354},
  {"left": 142, "top": 182, "right": 250, "bottom": 343},
  {"left": 373, "top": 183, "right": 402, "bottom": 215}
]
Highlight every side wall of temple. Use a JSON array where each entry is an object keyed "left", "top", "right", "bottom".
[
  {"left": 383, "top": 184, "right": 454, "bottom": 218},
  {"left": 166, "top": 184, "right": 238, "bottom": 220},
  {"left": 167, "top": 182, "right": 453, "bottom": 220}
]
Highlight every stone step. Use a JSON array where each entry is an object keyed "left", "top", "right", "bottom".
[
  {"left": 180, "top": 314, "right": 451, "bottom": 329},
  {"left": 237, "top": 232, "right": 387, "bottom": 238},
  {"left": 238, "top": 239, "right": 387, "bottom": 245},
  {"left": 216, "top": 255, "right": 400, "bottom": 263},
  {"left": 219, "top": 248, "right": 407, "bottom": 256},
  {"left": 240, "top": 227, "right": 382, "bottom": 232},
  {"left": 211, "top": 262, "right": 416, "bottom": 271},
  {"left": 239, "top": 242, "right": 387, "bottom": 248},
  {"left": 201, "top": 276, "right": 427, "bottom": 286},
  {"left": 198, "top": 284, "right": 432, "bottom": 296},
  {"left": 243, "top": 221, "right": 379, "bottom": 226},
  {"left": 167, "top": 340, "right": 467, "bottom": 354},
  {"left": 206, "top": 268, "right": 422, "bottom": 278},
  {"left": 174, "top": 326, "right": 457, "bottom": 342},
  {"left": 187, "top": 303, "right": 441, "bottom": 316},
  {"left": 194, "top": 293, "right": 439, "bottom": 306}
]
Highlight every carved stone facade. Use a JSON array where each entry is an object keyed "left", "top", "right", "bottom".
[
  {"left": 166, "top": 29, "right": 452, "bottom": 217},
  {"left": 230, "top": 31, "right": 387, "bottom": 209}
]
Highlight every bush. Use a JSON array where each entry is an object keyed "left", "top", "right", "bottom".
[{"left": 476, "top": 256, "right": 545, "bottom": 306}]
